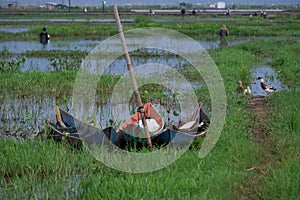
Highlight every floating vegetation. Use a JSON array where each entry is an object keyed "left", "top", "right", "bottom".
[
  {"left": 0, "top": 56, "right": 25, "bottom": 73},
  {"left": 49, "top": 56, "right": 82, "bottom": 71}
]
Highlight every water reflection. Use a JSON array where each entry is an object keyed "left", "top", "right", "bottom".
[
  {"left": 1, "top": 36, "right": 299, "bottom": 54},
  {"left": 0, "top": 96, "right": 57, "bottom": 140},
  {"left": 0, "top": 37, "right": 255, "bottom": 54},
  {"left": 0, "top": 27, "right": 31, "bottom": 33},
  {"left": 250, "top": 65, "right": 287, "bottom": 97},
  {"left": 18, "top": 52, "right": 189, "bottom": 73},
  {"left": 23, "top": 57, "right": 51, "bottom": 72},
  {"left": 219, "top": 37, "right": 229, "bottom": 48},
  {"left": 0, "top": 18, "right": 134, "bottom": 23},
  {"left": 0, "top": 40, "right": 100, "bottom": 53}
]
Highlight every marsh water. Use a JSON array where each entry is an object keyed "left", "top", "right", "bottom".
[
  {"left": 0, "top": 27, "right": 31, "bottom": 33},
  {"left": 1, "top": 63, "right": 288, "bottom": 139},
  {"left": 0, "top": 31, "right": 296, "bottom": 139},
  {"left": 0, "top": 36, "right": 275, "bottom": 54},
  {"left": 3, "top": 36, "right": 299, "bottom": 73}
]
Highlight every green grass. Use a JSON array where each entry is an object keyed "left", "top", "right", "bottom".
[
  {"left": 0, "top": 71, "right": 77, "bottom": 98},
  {"left": 259, "top": 91, "right": 300, "bottom": 199},
  {"left": 0, "top": 103, "right": 259, "bottom": 199},
  {"left": 0, "top": 71, "right": 122, "bottom": 101}
]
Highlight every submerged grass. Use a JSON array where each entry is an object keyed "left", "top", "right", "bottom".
[{"left": 3, "top": 38, "right": 298, "bottom": 98}]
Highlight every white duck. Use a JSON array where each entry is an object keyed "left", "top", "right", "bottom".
[
  {"left": 243, "top": 86, "right": 251, "bottom": 95},
  {"left": 237, "top": 81, "right": 251, "bottom": 96},
  {"left": 257, "top": 77, "right": 276, "bottom": 94}
]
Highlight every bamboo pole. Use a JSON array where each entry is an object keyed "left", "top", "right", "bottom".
[
  {"left": 113, "top": 4, "right": 152, "bottom": 149},
  {"left": 167, "top": 97, "right": 171, "bottom": 126}
]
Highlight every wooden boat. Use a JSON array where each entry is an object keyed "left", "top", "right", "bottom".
[
  {"left": 47, "top": 107, "right": 125, "bottom": 148},
  {"left": 153, "top": 104, "right": 209, "bottom": 146},
  {"left": 47, "top": 103, "right": 164, "bottom": 149},
  {"left": 47, "top": 104, "right": 209, "bottom": 149}
]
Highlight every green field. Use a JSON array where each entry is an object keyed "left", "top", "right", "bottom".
[{"left": 0, "top": 11, "right": 300, "bottom": 199}]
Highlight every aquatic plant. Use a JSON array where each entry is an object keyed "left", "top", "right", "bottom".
[
  {"left": 0, "top": 56, "right": 25, "bottom": 73},
  {"left": 49, "top": 56, "right": 81, "bottom": 71}
]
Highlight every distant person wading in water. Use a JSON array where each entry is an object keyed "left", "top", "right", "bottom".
[
  {"left": 40, "top": 27, "right": 50, "bottom": 44},
  {"left": 219, "top": 25, "right": 229, "bottom": 36}
]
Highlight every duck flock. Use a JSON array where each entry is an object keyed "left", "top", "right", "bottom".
[{"left": 237, "top": 77, "right": 276, "bottom": 96}]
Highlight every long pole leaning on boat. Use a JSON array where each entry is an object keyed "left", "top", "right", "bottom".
[{"left": 113, "top": 4, "right": 152, "bottom": 149}]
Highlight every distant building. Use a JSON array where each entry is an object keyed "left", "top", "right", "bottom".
[
  {"left": 0, "top": 2, "right": 18, "bottom": 9},
  {"left": 206, "top": 2, "right": 226, "bottom": 9},
  {"left": 217, "top": 2, "right": 226, "bottom": 9},
  {"left": 45, "top": 2, "right": 68, "bottom": 10},
  {"left": 45, "top": 2, "right": 57, "bottom": 9},
  {"left": 209, "top": 4, "right": 216, "bottom": 8}
]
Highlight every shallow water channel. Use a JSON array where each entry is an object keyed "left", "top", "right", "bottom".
[
  {"left": 0, "top": 36, "right": 266, "bottom": 73},
  {"left": 0, "top": 27, "right": 31, "bottom": 33},
  {"left": 0, "top": 36, "right": 259, "bottom": 53},
  {"left": 250, "top": 65, "right": 288, "bottom": 97},
  {"left": 2, "top": 36, "right": 299, "bottom": 72}
]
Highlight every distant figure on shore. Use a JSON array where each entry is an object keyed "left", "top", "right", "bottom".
[
  {"left": 225, "top": 8, "right": 231, "bottom": 15},
  {"left": 181, "top": 8, "right": 186, "bottom": 15},
  {"left": 149, "top": 9, "right": 155, "bottom": 16},
  {"left": 192, "top": 8, "right": 196, "bottom": 16},
  {"left": 261, "top": 11, "right": 268, "bottom": 19},
  {"left": 40, "top": 27, "right": 50, "bottom": 44},
  {"left": 219, "top": 24, "right": 229, "bottom": 36}
]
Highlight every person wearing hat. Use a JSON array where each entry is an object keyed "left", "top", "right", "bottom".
[
  {"left": 40, "top": 27, "right": 50, "bottom": 44},
  {"left": 219, "top": 24, "right": 229, "bottom": 36}
]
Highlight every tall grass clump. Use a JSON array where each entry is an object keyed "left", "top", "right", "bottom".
[
  {"left": 209, "top": 46, "right": 257, "bottom": 89},
  {"left": 0, "top": 71, "right": 77, "bottom": 97},
  {"left": 269, "top": 40, "right": 300, "bottom": 88},
  {"left": 0, "top": 139, "right": 96, "bottom": 199}
]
